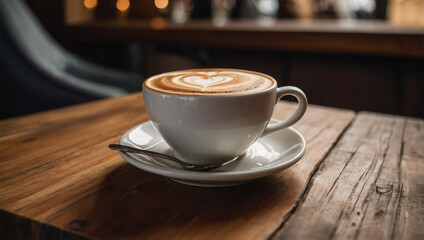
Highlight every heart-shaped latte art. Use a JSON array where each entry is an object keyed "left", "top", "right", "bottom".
[
  {"left": 145, "top": 69, "right": 275, "bottom": 95},
  {"left": 180, "top": 74, "right": 234, "bottom": 90}
]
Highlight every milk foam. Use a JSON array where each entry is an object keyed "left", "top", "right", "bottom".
[{"left": 144, "top": 69, "right": 276, "bottom": 95}]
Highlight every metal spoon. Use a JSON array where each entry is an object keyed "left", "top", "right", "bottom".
[{"left": 109, "top": 144, "right": 223, "bottom": 171}]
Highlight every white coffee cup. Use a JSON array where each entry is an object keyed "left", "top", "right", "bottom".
[{"left": 143, "top": 69, "right": 307, "bottom": 165}]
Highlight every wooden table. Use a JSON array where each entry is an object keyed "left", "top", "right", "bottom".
[
  {"left": 0, "top": 93, "right": 423, "bottom": 239},
  {"left": 62, "top": 19, "right": 424, "bottom": 58}
]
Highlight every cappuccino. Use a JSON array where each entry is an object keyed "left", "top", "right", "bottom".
[
  {"left": 143, "top": 69, "right": 276, "bottom": 95},
  {"left": 143, "top": 68, "right": 307, "bottom": 164}
]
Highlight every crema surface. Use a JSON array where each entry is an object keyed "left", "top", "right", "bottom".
[{"left": 143, "top": 69, "right": 276, "bottom": 95}]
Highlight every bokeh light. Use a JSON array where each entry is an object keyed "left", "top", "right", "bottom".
[
  {"left": 155, "top": 0, "right": 169, "bottom": 9},
  {"left": 84, "top": 0, "right": 97, "bottom": 9},
  {"left": 116, "top": 0, "right": 130, "bottom": 12}
]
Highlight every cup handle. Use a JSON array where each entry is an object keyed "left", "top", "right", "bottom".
[{"left": 261, "top": 86, "right": 307, "bottom": 137}]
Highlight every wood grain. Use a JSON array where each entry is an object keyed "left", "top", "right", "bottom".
[
  {"left": 0, "top": 209, "right": 89, "bottom": 240},
  {"left": 0, "top": 94, "right": 146, "bottom": 180},
  {"left": 0, "top": 93, "right": 354, "bottom": 239},
  {"left": 395, "top": 118, "right": 424, "bottom": 240},
  {"left": 273, "top": 112, "right": 424, "bottom": 240}
]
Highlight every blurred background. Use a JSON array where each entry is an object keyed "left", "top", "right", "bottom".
[{"left": 1, "top": 0, "right": 423, "bottom": 119}]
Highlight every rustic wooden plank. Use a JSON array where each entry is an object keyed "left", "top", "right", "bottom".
[
  {"left": 273, "top": 112, "right": 424, "bottom": 240},
  {"left": 394, "top": 118, "right": 424, "bottom": 240},
  {"left": 0, "top": 94, "right": 355, "bottom": 239},
  {"left": 0, "top": 94, "right": 146, "bottom": 180}
]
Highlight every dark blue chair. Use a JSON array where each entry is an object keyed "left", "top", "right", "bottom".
[{"left": 0, "top": 0, "right": 142, "bottom": 118}]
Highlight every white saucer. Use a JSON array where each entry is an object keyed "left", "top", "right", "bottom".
[{"left": 118, "top": 119, "right": 306, "bottom": 187}]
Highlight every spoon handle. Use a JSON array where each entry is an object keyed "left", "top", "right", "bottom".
[
  {"left": 109, "top": 144, "right": 222, "bottom": 171},
  {"left": 109, "top": 144, "right": 179, "bottom": 162}
]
